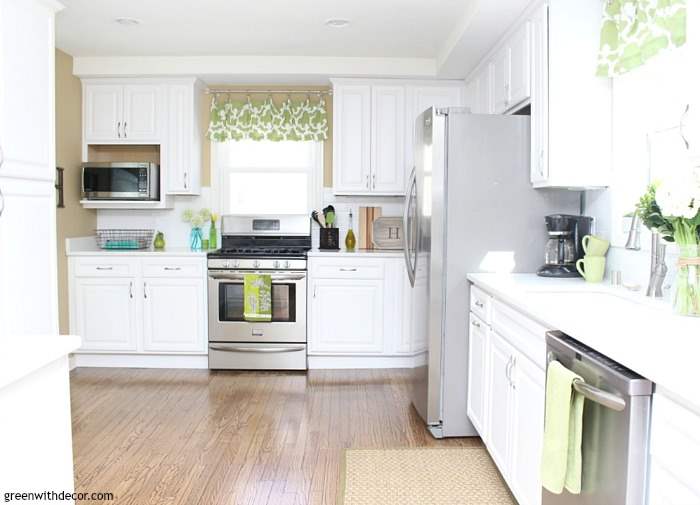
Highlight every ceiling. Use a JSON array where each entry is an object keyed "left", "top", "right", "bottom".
[{"left": 56, "top": 0, "right": 471, "bottom": 58}]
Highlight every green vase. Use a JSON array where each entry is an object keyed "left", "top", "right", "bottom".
[{"left": 209, "top": 221, "right": 218, "bottom": 250}]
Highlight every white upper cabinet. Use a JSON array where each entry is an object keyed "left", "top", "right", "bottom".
[
  {"left": 464, "top": 0, "right": 611, "bottom": 189},
  {"left": 122, "top": 85, "right": 161, "bottom": 141},
  {"left": 474, "top": 66, "right": 493, "bottom": 114},
  {"left": 371, "top": 85, "right": 405, "bottom": 193},
  {"left": 163, "top": 80, "right": 202, "bottom": 195},
  {"left": 333, "top": 79, "right": 464, "bottom": 195},
  {"left": 83, "top": 82, "right": 161, "bottom": 143},
  {"left": 332, "top": 83, "right": 372, "bottom": 194}
]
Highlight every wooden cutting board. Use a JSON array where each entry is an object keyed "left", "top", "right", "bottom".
[{"left": 358, "top": 207, "right": 382, "bottom": 249}]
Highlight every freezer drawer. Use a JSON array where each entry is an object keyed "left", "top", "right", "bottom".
[{"left": 208, "top": 342, "right": 307, "bottom": 370}]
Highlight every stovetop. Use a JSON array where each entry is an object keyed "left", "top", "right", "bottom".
[{"left": 207, "top": 246, "right": 309, "bottom": 259}]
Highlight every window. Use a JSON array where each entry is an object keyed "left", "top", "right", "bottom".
[{"left": 212, "top": 140, "right": 323, "bottom": 215}]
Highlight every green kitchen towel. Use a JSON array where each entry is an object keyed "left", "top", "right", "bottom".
[
  {"left": 541, "top": 360, "right": 585, "bottom": 495},
  {"left": 243, "top": 273, "right": 272, "bottom": 322}
]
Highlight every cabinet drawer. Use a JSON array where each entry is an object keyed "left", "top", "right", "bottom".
[
  {"left": 142, "top": 258, "right": 205, "bottom": 278},
  {"left": 492, "top": 299, "right": 548, "bottom": 370},
  {"left": 470, "top": 285, "right": 492, "bottom": 324},
  {"left": 73, "top": 257, "right": 138, "bottom": 277},
  {"left": 310, "top": 258, "right": 385, "bottom": 279}
]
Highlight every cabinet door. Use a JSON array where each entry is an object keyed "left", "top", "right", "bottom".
[
  {"left": 0, "top": 0, "right": 56, "bottom": 182},
  {"left": 371, "top": 85, "right": 405, "bottom": 194},
  {"left": 74, "top": 277, "right": 138, "bottom": 351},
  {"left": 509, "top": 22, "right": 531, "bottom": 108},
  {"left": 464, "top": 78, "right": 478, "bottom": 113},
  {"left": 309, "top": 278, "right": 383, "bottom": 353},
  {"left": 509, "top": 354, "right": 546, "bottom": 505},
  {"left": 142, "top": 277, "right": 206, "bottom": 353},
  {"left": 333, "top": 84, "right": 371, "bottom": 194},
  {"left": 486, "top": 331, "right": 514, "bottom": 476},
  {"left": 164, "top": 84, "right": 194, "bottom": 194},
  {"left": 530, "top": 5, "right": 549, "bottom": 184},
  {"left": 0, "top": 179, "right": 57, "bottom": 337},
  {"left": 492, "top": 46, "right": 511, "bottom": 114},
  {"left": 122, "top": 84, "right": 160, "bottom": 141},
  {"left": 467, "top": 313, "right": 490, "bottom": 437},
  {"left": 84, "top": 84, "right": 123, "bottom": 142}
]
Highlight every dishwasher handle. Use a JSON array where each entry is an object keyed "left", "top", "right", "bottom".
[{"left": 572, "top": 378, "right": 626, "bottom": 412}]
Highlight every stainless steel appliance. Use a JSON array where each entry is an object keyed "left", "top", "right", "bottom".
[
  {"left": 545, "top": 331, "right": 652, "bottom": 505},
  {"left": 81, "top": 162, "right": 159, "bottom": 201},
  {"left": 406, "top": 107, "right": 580, "bottom": 437},
  {"left": 207, "top": 215, "right": 311, "bottom": 370},
  {"left": 537, "top": 214, "right": 593, "bottom": 278}
]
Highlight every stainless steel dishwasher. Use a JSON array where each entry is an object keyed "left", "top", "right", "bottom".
[{"left": 544, "top": 331, "right": 653, "bottom": 505}]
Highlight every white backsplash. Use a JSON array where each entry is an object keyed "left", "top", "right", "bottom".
[{"left": 96, "top": 187, "right": 405, "bottom": 251}]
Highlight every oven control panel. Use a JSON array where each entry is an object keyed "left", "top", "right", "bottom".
[{"left": 207, "top": 258, "right": 307, "bottom": 271}]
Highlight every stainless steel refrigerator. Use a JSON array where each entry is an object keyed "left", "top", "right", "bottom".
[{"left": 403, "top": 107, "right": 579, "bottom": 438}]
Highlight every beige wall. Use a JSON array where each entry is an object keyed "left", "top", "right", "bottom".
[
  {"left": 55, "top": 49, "right": 96, "bottom": 334},
  {"left": 199, "top": 85, "right": 333, "bottom": 187}
]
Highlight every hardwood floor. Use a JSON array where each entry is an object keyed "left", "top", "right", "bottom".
[{"left": 70, "top": 368, "right": 480, "bottom": 505}]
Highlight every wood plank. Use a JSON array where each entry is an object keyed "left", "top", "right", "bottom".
[{"left": 70, "top": 368, "right": 479, "bottom": 504}]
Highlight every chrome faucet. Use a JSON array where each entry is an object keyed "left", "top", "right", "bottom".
[{"left": 625, "top": 213, "right": 667, "bottom": 298}]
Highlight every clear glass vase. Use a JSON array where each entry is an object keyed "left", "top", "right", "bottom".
[
  {"left": 190, "top": 227, "right": 203, "bottom": 251},
  {"left": 674, "top": 244, "right": 700, "bottom": 317}
]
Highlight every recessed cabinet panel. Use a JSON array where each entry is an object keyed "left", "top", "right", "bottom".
[
  {"left": 492, "top": 48, "right": 510, "bottom": 114},
  {"left": 84, "top": 85, "right": 123, "bottom": 142},
  {"left": 371, "top": 86, "right": 405, "bottom": 194},
  {"left": 333, "top": 84, "right": 372, "bottom": 193},
  {"left": 486, "top": 331, "right": 514, "bottom": 475},
  {"left": 122, "top": 85, "right": 160, "bottom": 141},
  {"left": 467, "top": 314, "right": 490, "bottom": 437},
  {"left": 164, "top": 84, "right": 193, "bottom": 194},
  {"left": 509, "top": 22, "right": 531, "bottom": 108}
]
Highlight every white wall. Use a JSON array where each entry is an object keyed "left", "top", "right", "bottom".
[{"left": 585, "top": 2, "right": 699, "bottom": 294}]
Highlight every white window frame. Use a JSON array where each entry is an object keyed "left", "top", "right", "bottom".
[{"left": 210, "top": 140, "right": 324, "bottom": 216}]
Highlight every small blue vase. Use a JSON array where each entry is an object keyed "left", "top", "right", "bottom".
[{"left": 190, "top": 227, "right": 203, "bottom": 251}]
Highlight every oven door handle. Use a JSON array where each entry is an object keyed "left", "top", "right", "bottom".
[
  {"left": 208, "top": 273, "right": 306, "bottom": 281},
  {"left": 209, "top": 344, "right": 306, "bottom": 354}
]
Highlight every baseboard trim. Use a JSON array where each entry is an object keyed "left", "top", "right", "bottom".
[
  {"left": 72, "top": 353, "right": 208, "bottom": 369},
  {"left": 308, "top": 353, "right": 427, "bottom": 369}
]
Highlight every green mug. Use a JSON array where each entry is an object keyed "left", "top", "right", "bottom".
[
  {"left": 576, "top": 256, "right": 606, "bottom": 283},
  {"left": 582, "top": 235, "right": 610, "bottom": 257}
]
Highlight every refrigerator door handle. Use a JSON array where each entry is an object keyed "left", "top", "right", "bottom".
[{"left": 403, "top": 167, "right": 417, "bottom": 287}]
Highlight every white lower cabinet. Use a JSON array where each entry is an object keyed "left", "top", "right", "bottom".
[
  {"left": 142, "top": 277, "right": 206, "bottom": 352},
  {"left": 69, "top": 256, "right": 207, "bottom": 355},
  {"left": 73, "top": 276, "right": 139, "bottom": 351},
  {"left": 468, "top": 284, "right": 546, "bottom": 505},
  {"left": 308, "top": 255, "right": 417, "bottom": 365}
]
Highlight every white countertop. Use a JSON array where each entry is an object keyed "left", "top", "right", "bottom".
[
  {"left": 308, "top": 248, "right": 404, "bottom": 258},
  {"left": 468, "top": 273, "right": 700, "bottom": 409},
  {"left": 0, "top": 335, "right": 81, "bottom": 390},
  {"left": 66, "top": 236, "right": 207, "bottom": 257}
]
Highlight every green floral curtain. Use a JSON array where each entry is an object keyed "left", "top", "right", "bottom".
[
  {"left": 597, "top": 0, "right": 687, "bottom": 77},
  {"left": 207, "top": 95, "right": 329, "bottom": 142}
]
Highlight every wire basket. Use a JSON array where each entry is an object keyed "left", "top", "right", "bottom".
[{"left": 96, "top": 229, "right": 155, "bottom": 250}]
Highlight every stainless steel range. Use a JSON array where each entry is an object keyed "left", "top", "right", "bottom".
[{"left": 207, "top": 215, "right": 311, "bottom": 370}]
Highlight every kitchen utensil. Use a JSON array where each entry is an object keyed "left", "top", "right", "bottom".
[
  {"left": 359, "top": 206, "right": 382, "bottom": 249},
  {"left": 311, "top": 210, "right": 325, "bottom": 228},
  {"left": 582, "top": 235, "right": 610, "bottom": 257},
  {"left": 323, "top": 205, "right": 336, "bottom": 228},
  {"left": 576, "top": 256, "right": 606, "bottom": 283}
]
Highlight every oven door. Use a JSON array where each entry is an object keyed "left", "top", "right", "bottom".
[{"left": 208, "top": 269, "right": 307, "bottom": 343}]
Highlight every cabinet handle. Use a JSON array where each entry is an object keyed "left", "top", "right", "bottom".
[
  {"left": 372, "top": 173, "right": 376, "bottom": 190},
  {"left": 339, "top": 268, "right": 357, "bottom": 272},
  {"left": 129, "top": 281, "right": 133, "bottom": 299},
  {"left": 365, "top": 174, "right": 370, "bottom": 189},
  {"left": 123, "top": 122, "right": 127, "bottom": 138},
  {"left": 471, "top": 320, "right": 481, "bottom": 329},
  {"left": 143, "top": 282, "right": 148, "bottom": 299},
  {"left": 510, "top": 356, "right": 517, "bottom": 389},
  {"left": 475, "top": 300, "right": 484, "bottom": 308},
  {"left": 313, "top": 285, "right": 317, "bottom": 298},
  {"left": 539, "top": 150, "right": 545, "bottom": 176},
  {"left": 506, "top": 356, "right": 513, "bottom": 383},
  {"left": 0, "top": 142, "right": 4, "bottom": 168},
  {"left": 95, "top": 266, "right": 113, "bottom": 271},
  {"left": 164, "top": 266, "right": 182, "bottom": 271},
  {"left": 117, "top": 122, "right": 121, "bottom": 138},
  {"left": 184, "top": 172, "right": 188, "bottom": 190},
  {"left": 0, "top": 185, "right": 4, "bottom": 218}
]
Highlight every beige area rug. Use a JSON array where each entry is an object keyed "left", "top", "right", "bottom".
[{"left": 338, "top": 447, "right": 516, "bottom": 505}]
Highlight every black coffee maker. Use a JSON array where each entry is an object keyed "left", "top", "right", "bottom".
[{"left": 537, "top": 214, "right": 593, "bottom": 278}]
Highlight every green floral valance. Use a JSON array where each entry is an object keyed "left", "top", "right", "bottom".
[
  {"left": 597, "top": 0, "right": 687, "bottom": 77},
  {"left": 207, "top": 95, "right": 329, "bottom": 142}
]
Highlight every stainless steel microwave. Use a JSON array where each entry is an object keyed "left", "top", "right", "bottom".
[{"left": 81, "top": 162, "right": 159, "bottom": 201}]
